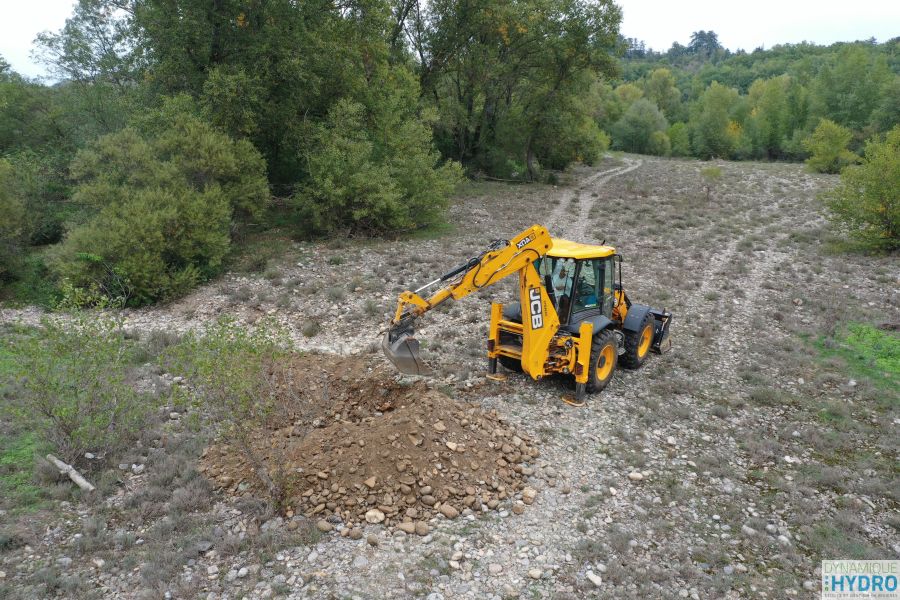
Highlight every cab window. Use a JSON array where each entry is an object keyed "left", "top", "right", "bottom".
[{"left": 572, "top": 258, "right": 614, "bottom": 317}]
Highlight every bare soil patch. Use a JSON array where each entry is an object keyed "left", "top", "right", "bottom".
[{"left": 201, "top": 355, "right": 538, "bottom": 529}]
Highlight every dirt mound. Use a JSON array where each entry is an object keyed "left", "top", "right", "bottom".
[{"left": 200, "top": 354, "right": 538, "bottom": 530}]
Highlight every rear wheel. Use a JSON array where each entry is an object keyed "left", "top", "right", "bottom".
[
  {"left": 587, "top": 329, "right": 617, "bottom": 393},
  {"left": 621, "top": 313, "right": 654, "bottom": 369}
]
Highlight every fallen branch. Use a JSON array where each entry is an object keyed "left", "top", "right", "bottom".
[{"left": 46, "top": 454, "right": 96, "bottom": 493}]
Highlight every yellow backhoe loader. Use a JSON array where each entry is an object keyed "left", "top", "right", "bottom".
[{"left": 383, "top": 225, "right": 672, "bottom": 403}]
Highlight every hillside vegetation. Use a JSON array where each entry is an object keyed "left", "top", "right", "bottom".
[{"left": 1, "top": 3, "right": 898, "bottom": 308}]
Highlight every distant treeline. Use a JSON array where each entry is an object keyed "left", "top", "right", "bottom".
[{"left": 604, "top": 32, "right": 899, "bottom": 160}]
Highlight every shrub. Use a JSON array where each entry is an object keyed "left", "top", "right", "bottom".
[
  {"left": 701, "top": 166, "right": 723, "bottom": 201},
  {"left": 824, "top": 127, "right": 900, "bottom": 251},
  {"left": 294, "top": 70, "right": 462, "bottom": 236},
  {"left": 803, "top": 119, "right": 859, "bottom": 174},
  {"left": 161, "top": 318, "right": 293, "bottom": 506},
  {"left": 48, "top": 103, "right": 270, "bottom": 306},
  {"left": 0, "top": 159, "right": 27, "bottom": 280},
  {"left": 7, "top": 318, "right": 158, "bottom": 466}
]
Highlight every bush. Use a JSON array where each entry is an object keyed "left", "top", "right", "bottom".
[
  {"left": 611, "top": 98, "right": 668, "bottom": 154},
  {"left": 161, "top": 318, "right": 294, "bottom": 506},
  {"left": 824, "top": 126, "right": 900, "bottom": 251},
  {"left": 7, "top": 318, "right": 158, "bottom": 466},
  {"left": 48, "top": 103, "right": 270, "bottom": 306},
  {"left": 803, "top": 119, "right": 859, "bottom": 174},
  {"left": 295, "top": 70, "right": 462, "bottom": 236},
  {"left": 0, "top": 159, "right": 26, "bottom": 280}
]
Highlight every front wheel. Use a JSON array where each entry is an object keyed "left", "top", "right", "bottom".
[
  {"left": 587, "top": 329, "right": 618, "bottom": 393},
  {"left": 621, "top": 313, "right": 654, "bottom": 369}
]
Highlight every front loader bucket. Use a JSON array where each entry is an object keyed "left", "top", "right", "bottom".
[
  {"left": 649, "top": 308, "right": 673, "bottom": 354},
  {"left": 383, "top": 330, "right": 433, "bottom": 376}
]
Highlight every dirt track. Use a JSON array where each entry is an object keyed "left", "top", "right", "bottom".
[{"left": 1, "top": 155, "right": 897, "bottom": 599}]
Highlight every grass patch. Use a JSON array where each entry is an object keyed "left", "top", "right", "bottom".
[
  {"left": 818, "top": 323, "right": 900, "bottom": 399},
  {"left": 0, "top": 432, "right": 48, "bottom": 511},
  {"left": 804, "top": 523, "right": 884, "bottom": 560}
]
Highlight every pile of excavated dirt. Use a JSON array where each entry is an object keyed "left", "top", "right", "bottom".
[{"left": 200, "top": 354, "right": 539, "bottom": 532}]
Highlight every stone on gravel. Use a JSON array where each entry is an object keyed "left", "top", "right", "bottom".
[
  {"left": 365, "top": 509, "right": 385, "bottom": 524},
  {"left": 439, "top": 504, "right": 459, "bottom": 519},
  {"left": 415, "top": 521, "right": 431, "bottom": 536},
  {"left": 349, "top": 528, "right": 363, "bottom": 540},
  {"left": 628, "top": 471, "right": 643, "bottom": 481},
  {"left": 316, "top": 519, "right": 333, "bottom": 532},
  {"left": 528, "top": 568, "right": 542, "bottom": 579},
  {"left": 397, "top": 522, "right": 416, "bottom": 534},
  {"left": 489, "top": 563, "right": 503, "bottom": 576},
  {"left": 367, "top": 534, "right": 379, "bottom": 546},
  {"left": 586, "top": 571, "right": 603, "bottom": 588}
]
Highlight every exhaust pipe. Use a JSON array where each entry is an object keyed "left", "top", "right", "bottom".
[{"left": 383, "top": 320, "right": 433, "bottom": 376}]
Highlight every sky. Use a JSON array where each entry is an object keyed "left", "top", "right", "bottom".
[
  {"left": 617, "top": 0, "right": 899, "bottom": 53},
  {"left": 0, "top": 0, "right": 898, "bottom": 79}
]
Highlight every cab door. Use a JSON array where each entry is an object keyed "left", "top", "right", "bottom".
[{"left": 571, "top": 257, "right": 614, "bottom": 320}]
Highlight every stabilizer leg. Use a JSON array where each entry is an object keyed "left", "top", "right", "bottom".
[{"left": 563, "top": 382, "right": 587, "bottom": 407}]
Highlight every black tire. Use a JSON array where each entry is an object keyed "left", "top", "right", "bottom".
[
  {"left": 586, "top": 328, "right": 618, "bottom": 393},
  {"left": 621, "top": 312, "right": 654, "bottom": 369},
  {"left": 497, "top": 332, "right": 523, "bottom": 372}
]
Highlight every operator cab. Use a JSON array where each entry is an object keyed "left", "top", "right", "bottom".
[{"left": 536, "top": 239, "right": 617, "bottom": 331}]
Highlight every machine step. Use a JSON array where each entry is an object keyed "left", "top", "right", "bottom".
[{"left": 496, "top": 344, "right": 522, "bottom": 358}]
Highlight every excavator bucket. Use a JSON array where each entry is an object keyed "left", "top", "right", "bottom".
[{"left": 383, "top": 327, "right": 433, "bottom": 376}]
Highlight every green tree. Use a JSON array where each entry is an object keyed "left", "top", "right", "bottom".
[
  {"left": 296, "top": 80, "right": 462, "bottom": 235},
  {"left": 745, "top": 75, "right": 794, "bottom": 159},
  {"left": 803, "top": 119, "right": 858, "bottom": 174},
  {"left": 0, "top": 159, "right": 27, "bottom": 279},
  {"left": 871, "top": 75, "right": 900, "bottom": 133},
  {"left": 642, "top": 68, "right": 682, "bottom": 121},
  {"left": 417, "top": 0, "right": 621, "bottom": 177},
  {"left": 611, "top": 98, "right": 668, "bottom": 154},
  {"left": 667, "top": 122, "right": 691, "bottom": 156},
  {"left": 647, "top": 131, "right": 671, "bottom": 156},
  {"left": 690, "top": 82, "right": 740, "bottom": 159},
  {"left": 824, "top": 126, "right": 900, "bottom": 251},
  {"left": 49, "top": 105, "right": 270, "bottom": 305},
  {"left": 811, "top": 46, "right": 891, "bottom": 133}
]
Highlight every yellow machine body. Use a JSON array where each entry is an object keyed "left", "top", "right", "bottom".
[{"left": 384, "top": 225, "right": 672, "bottom": 401}]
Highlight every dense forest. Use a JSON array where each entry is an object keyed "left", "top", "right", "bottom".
[
  {"left": 0, "top": 0, "right": 897, "bottom": 307},
  {"left": 612, "top": 32, "right": 899, "bottom": 161}
]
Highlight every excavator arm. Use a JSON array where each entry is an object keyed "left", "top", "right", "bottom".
[{"left": 384, "top": 225, "right": 553, "bottom": 375}]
